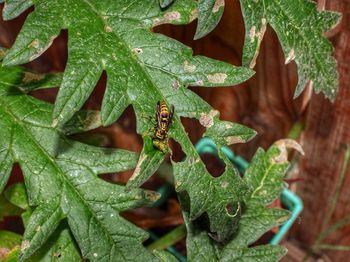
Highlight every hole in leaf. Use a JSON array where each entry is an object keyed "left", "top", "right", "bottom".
[
  {"left": 169, "top": 138, "right": 186, "bottom": 163},
  {"left": 225, "top": 201, "right": 240, "bottom": 217},
  {"left": 199, "top": 153, "right": 225, "bottom": 177},
  {"left": 180, "top": 117, "right": 205, "bottom": 144}
]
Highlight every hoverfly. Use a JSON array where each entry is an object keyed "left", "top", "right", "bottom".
[{"left": 153, "top": 100, "right": 174, "bottom": 152}]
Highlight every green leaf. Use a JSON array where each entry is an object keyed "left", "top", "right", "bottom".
[
  {"left": 0, "top": 230, "right": 22, "bottom": 262},
  {"left": 239, "top": 0, "right": 341, "bottom": 100},
  {"left": 2, "top": 0, "right": 253, "bottom": 127},
  {"left": 180, "top": 191, "right": 218, "bottom": 261},
  {"left": 3, "top": 183, "right": 81, "bottom": 261},
  {"left": 244, "top": 139, "right": 304, "bottom": 206},
  {"left": 220, "top": 140, "right": 303, "bottom": 257},
  {"left": 126, "top": 137, "right": 166, "bottom": 189},
  {"left": 0, "top": 194, "right": 23, "bottom": 220},
  {"left": 0, "top": 230, "right": 22, "bottom": 249},
  {"left": 26, "top": 223, "right": 81, "bottom": 262},
  {"left": 18, "top": 72, "right": 62, "bottom": 93},
  {"left": 183, "top": 140, "right": 302, "bottom": 261},
  {"left": 227, "top": 204, "right": 290, "bottom": 248},
  {"left": 220, "top": 245, "right": 287, "bottom": 262},
  {"left": 3, "top": 0, "right": 34, "bottom": 20},
  {"left": 3, "top": 0, "right": 255, "bottom": 238},
  {"left": 194, "top": 0, "right": 225, "bottom": 40},
  {"left": 0, "top": 47, "right": 7, "bottom": 60},
  {"left": 3, "top": 0, "right": 258, "bottom": 255},
  {"left": 153, "top": 250, "right": 179, "bottom": 262},
  {"left": 204, "top": 116, "right": 257, "bottom": 146},
  {"left": 159, "top": 0, "right": 175, "bottom": 9},
  {"left": 4, "top": 183, "right": 29, "bottom": 210},
  {"left": 175, "top": 151, "right": 249, "bottom": 242},
  {"left": 0, "top": 66, "right": 162, "bottom": 261}
]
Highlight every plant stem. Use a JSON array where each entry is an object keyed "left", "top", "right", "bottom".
[
  {"left": 287, "top": 121, "right": 304, "bottom": 140},
  {"left": 315, "top": 213, "right": 350, "bottom": 246},
  {"left": 147, "top": 224, "right": 186, "bottom": 251},
  {"left": 317, "top": 244, "right": 350, "bottom": 251},
  {"left": 314, "top": 144, "right": 350, "bottom": 247}
]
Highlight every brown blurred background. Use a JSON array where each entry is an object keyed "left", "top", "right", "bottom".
[{"left": 1, "top": 0, "right": 350, "bottom": 261}]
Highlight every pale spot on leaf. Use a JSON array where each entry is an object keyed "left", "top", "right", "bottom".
[
  {"left": 221, "top": 181, "right": 229, "bottom": 188},
  {"left": 183, "top": 61, "right": 196, "bottom": 73},
  {"left": 23, "top": 72, "right": 45, "bottom": 83},
  {"left": 213, "top": 0, "right": 225, "bottom": 13},
  {"left": 225, "top": 136, "right": 245, "bottom": 145},
  {"left": 132, "top": 48, "right": 143, "bottom": 54},
  {"left": 207, "top": 73, "right": 227, "bottom": 84},
  {"left": 195, "top": 80, "right": 204, "bottom": 86},
  {"left": 29, "top": 39, "right": 39, "bottom": 48},
  {"left": 21, "top": 240, "right": 30, "bottom": 252},
  {"left": 104, "top": 25, "right": 112, "bottom": 32},
  {"left": 249, "top": 18, "right": 267, "bottom": 68},
  {"left": 199, "top": 110, "right": 219, "bottom": 127},
  {"left": 164, "top": 11, "right": 181, "bottom": 22},
  {"left": 249, "top": 26, "right": 256, "bottom": 43}
]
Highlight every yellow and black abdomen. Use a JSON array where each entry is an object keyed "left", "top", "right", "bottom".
[{"left": 153, "top": 100, "right": 174, "bottom": 152}]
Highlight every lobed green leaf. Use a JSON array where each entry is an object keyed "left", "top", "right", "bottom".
[
  {"left": 239, "top": 0, "right": 341, "bottom": 100},
  {"left": 194, "top": 0, "right": 225, "bottom": 40},
  {"left": 0, "top": 65, "right": 162, "bottom": 261}
]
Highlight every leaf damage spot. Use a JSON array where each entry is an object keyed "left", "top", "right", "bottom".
[
  {"left": 272, "top": 139, "right": 304, "bottom": 164},
  {"left": 164, "top": 11, "right": 181, "bottom": 22},
  {"left": 93, "top": 253, "right": 98, "bottom": 257},
  {"left": 277, "top": 214, "right": 290, "bottom": 224},
  {"left": 249, "top": 26, "right": 256, "bottom": 43},
  {"left": 52, "top": 118, "right": 59, "bottom": 128},
  {"left": 221, "top": 181, "right": 229, "bottom": 188},
  {"left": 190, "top": 8, "right": 198, "bottom": 22},
  {"left": 132, "top": 48, "right": 143, "bottom": 54},
  {"left": 29, "top": 39, "right": 39, "bottom": 49},
  {"left": 112, "top": 53, "right": 117, "bottom": 60},
  {"left": 104, "top": 25, "right": 113, "bottom": 32},
  {"left": 79, "top": 111, "right": 101, "bottom": 131},
  {"left": 207, "top": 73, "right": 227, "bottom": 84},
  {"left": 285, "top": 48, "right": 295, "bottom": 64},
  {"left": 195, "top": 80, "right": 204, "bottom": 86},
  {"left": 225, "top": 202, "right": 240, "bottom": 217},
  {"left": 172, "top": 80, "right": 180, "bottom": 90},
  {"left": 154, "top": 11, "right": 182, "bottom": 26},
  {"left": 249, "top": 18, "right": 267, "bottom": 68},
  {"left": 225, "top": 136, "right": 245, "bottom": 145},
  {"left": 23, "top": 72, "right": 45, "bottom": 83},
  {"left": 213, "top": 0, "right": 225, "bottom": 13},
  {"left": 35, "top": 225, "right": 41, "bottom": 232},
  {"left": 21, "top": 240, "right": 30, "bottom": 253},
  {"left": 183, "top": 61, "right": 196, "bottom": 73},
  {"left": 199, "top": 110, "right": 219, "bottom": 128},
  {"left": 175, "top": 181, "right": 182, "bottom": 189},
  {"left": 144, "top": 191, "right": 161, "bottom": 202},
  {"left": 0, "top": 248, "right": 10, "bottom": 259}
]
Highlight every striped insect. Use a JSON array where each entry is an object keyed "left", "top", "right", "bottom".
[{"left": 153, "top": 100, "right": 174, "bottom": 152}]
